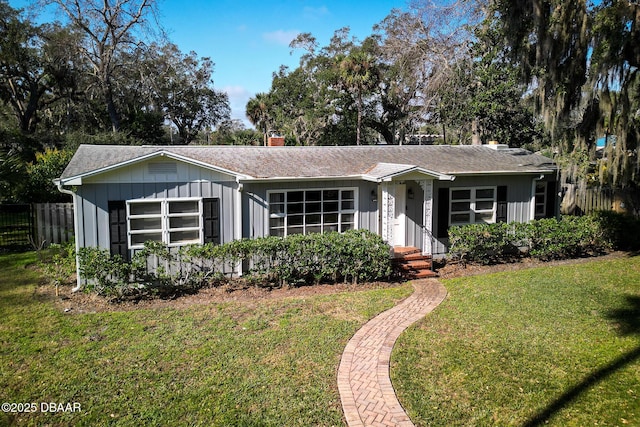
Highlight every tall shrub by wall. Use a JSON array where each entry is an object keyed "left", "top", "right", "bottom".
[
  {"left": 77, "top": 230, "right": 392, "bottom": 299},
  {"left": 448, "top": 215, "right": 612, "bottom": 264}
]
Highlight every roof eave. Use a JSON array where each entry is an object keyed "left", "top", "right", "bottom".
[
  {"left": 448, "top": 169, "right": 556, "bottom": 176},
  {"left": 59, "top": 150, "right": 249, "bottom": 185},
  {"left": 364, "top": 166, "right": 455, "bottom": 182},
  {"left": 239, "top": 175, "right": 366, "bottom": 183}
]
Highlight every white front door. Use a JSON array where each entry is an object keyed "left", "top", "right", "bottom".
[{"left": 392, "top": 184, "right": 406, "bottom": 246}]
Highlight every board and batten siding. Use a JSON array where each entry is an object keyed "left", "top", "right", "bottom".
[
  {"left": 83, "top": 157, "right": 236, "bottom": 184},
  {"left": 431, "top": 174, "right": 550, "bottom": 256},
  {"left": 242, "top": 180, "right": 379, "bottom": 239},
  {"left": 75, "top": 158, "right": 239, "bottom": 255}
]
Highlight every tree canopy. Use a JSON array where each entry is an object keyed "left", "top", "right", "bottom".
[
  {"left": 245, "top": 0, "right": 639, "bottom": 191},
  {"left": 492, "top": 0, "right": 639, "bottom": 187},
  {"left": 0, "top": 0, "right": 230, "bottom": 201},
  {"left": 2, "top": 0, "right": 640, "bottom": 203}
]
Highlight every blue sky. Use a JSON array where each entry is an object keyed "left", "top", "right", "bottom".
[{"left": 10, "top": 0, "right": 408, "bottom": 127}]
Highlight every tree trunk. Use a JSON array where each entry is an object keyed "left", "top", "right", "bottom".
[
  {"left": 442, "top": 122, "right": 447, "bottom": 145},
  {"left": 471, "top": 118, "right": 481, "bottom": 145},
  {"left": 105, "top": 87, "right": 121, "bottom": 132},
  {"left": 356, "top": 93, "right": 362, "bottom": 145}
]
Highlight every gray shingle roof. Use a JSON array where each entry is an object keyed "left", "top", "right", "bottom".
[{"left": 60, "top": 144, "right": 556, "bottom": 182}]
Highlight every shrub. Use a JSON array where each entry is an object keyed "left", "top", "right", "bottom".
[
  {"left": 525, "top": 216, "right": 609, "bottom": 260},
  {"left": 76, "top": 230, "right": 393, "bottom": 299},
  {"left": 591, "top": 210, "right": 640, "bottom": 251},
  {"left": 39, "top": 239, "right": 76, "bottom": 295},
  {"left": 76, "top": 247, "right": 132, "bottom": 297},
  {"left": 448, "top": 222, "right": 526, "bottom": 264},
  {"left": 244, "top": 230, "right": 391, "bottom": 286},
  {"left": 448, "top": 216, "right": 611, "bottom": 264}
]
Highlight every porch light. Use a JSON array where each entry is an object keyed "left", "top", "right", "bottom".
[
  {"left": 371, "top": 189, "right": 377, "bottom": 203},
  {"left": 407, "top": 187, "right": 414, "bottom": 199}
]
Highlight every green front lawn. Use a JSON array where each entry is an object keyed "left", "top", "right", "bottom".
[
  {"left": 0, "top": 252, "right": 411, "bottom": 426},
  {"left": 3, "top": 252, "right": 639, "bottom": 426},
  {"left": 393, "top": 255, "right": 640, "bottom": 426}
]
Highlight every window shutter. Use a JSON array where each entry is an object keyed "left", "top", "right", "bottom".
[
  {"left": 545, "top": 181, "right": 557, "bottom": 218},
  {"left": 108, "top": 200, "right": 129, "bottom": 261},
  {"left": 437, "top": 188, "right": 450, "bottom": 238},
  {"left": 203, "top": 198, "right": 221, "bottom": 244},
  {"left": 496, "top": 186, "right": 508, "bottom": 223}
]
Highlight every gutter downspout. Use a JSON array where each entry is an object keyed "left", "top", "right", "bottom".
[
  {"left": 235, "top": 180, "right": 243, "bottom": 277},
  {"left": 54, "top": 179, "right": 83, "bottom": 292}
]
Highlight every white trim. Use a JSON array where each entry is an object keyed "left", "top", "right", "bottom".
[
  {"left": 362, "top": 164, "right": 455, "bottom": 182},
  {"left": 126, "top": 197, "right": 203, "bottom": 249},
  {"left": 60, "top": 151, "right": 249, "bottom": 186},
  {"left": 239, "top": 168, "right": 455, "bottom": 184},
  {"left": 417, "top": 180, "right": 434, "bottom": 255},
  {"left": 534, "top": 181, "right": 547, "bottom": 219},
  {"left": 234, "top": 182, "right": 243, "bottom": 276},
  {"left": 530, "top": 175, "right": 545, "bottom": 221},
  {"left": 451, "top": 170, "right": 555, "bottom": 177},
  {"left": 242, "top": 175, "right": 365, "bottom": 183},
  {"left": 381, "top": 183, "right": 394, "bottom": 243},
  {"left": 266, "top": 187, "right": 359, "bottom": 237},
  {"left": 449, "top": 186, "right": 497, "bottom": 226},
  {"left": 391, "top": 183, "right": 407, "bottom": 246}
]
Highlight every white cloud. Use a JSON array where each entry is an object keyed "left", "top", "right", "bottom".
[{"left": 262, "top": 29, "right": 300, "bottom": 46}]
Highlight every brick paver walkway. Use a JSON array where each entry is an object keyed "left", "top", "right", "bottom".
[{"left": 337, "top": 279, "right": 447, "bottom": 427}]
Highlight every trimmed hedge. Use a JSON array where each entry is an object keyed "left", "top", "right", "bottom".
[
  {"left": 77, "top": 230, "right": 392, "bottom": 299},
  {"left": 591, "top": 210, "right": 640, "bottom": 251},
  {"left": 448, "top": 215, "right": 614, "bottom": 264}
]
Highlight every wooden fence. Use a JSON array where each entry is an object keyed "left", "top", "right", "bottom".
[
  {"left": 0, "top": 203, "right": 74, "bottom": 251},
  {"left": 33, "top": 203, "right": 74, "bottom": 247},
  {"left": 562, "top": 186, "right": 640, "bottom": 217}
]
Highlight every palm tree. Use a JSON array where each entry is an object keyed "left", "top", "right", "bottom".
[
  {"left": 246, "top": 93, "right": 271, "bottom": 146},
  {"left": 336, "top": 48, "right": 378, "bottom": 145}
]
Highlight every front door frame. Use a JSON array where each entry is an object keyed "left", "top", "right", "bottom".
[
  {"left": 392, "top": 183, "right": 406, "bottom": 246},
  {"left": 380, "top": 179, "right": 434, "bottom": 254},
  {"left": 381, "top": 182, "right": 407, "bottom": 247}
]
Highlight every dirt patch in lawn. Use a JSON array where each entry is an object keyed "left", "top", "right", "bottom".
[
  {"left": 37, "top": 251, "right": 631, "bottom": 314},
  {"left": 436, "top": 250, "right": 630, "bottom": 279},
  {"left": 40, "top": 279, "right": 407, "bottom": 314}
]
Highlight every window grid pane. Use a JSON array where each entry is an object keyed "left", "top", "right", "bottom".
[
  {"left": 169, "top": 230, "right": 200, "bottom": 244},
  {"left": 476, "top": 189, "right": 494, "bottom": 199},
  {"left": 130, "top": 217, "right": 162, "bottom": 231},
  {"left": 535, "top": 182, "right": 547, "bottom": 218},
  {"left": 131, "top": 232, "right": 162, "bottom": 246},
  {"left": 169, "top": 201, "right": 199, "bottom": 214},
  {"left": 128, "top": 199, "right": 202, "bottom": 248},
  {"left": 268, "top": 189, "right": 356, "bottom": 237},
  {"left": 130, "top": 202, "right": 162, "bottom": 216},
  {"left": 169, "top": 216, "right": 200, "bottom": 229},
  {"left": 451, "top": 190, "right": 471, "bottom": 200},
  {"left": 449, "top": 188, "right": 497, "bottom": 226}
]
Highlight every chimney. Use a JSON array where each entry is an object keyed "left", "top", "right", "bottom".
[
  {"left": 267, "top": 136, "right": 285, "bottom": 146},
  {"left": 486, "top": 140, "right": 509, "bottom": 150}
]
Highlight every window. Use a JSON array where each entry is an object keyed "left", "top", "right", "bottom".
[
  {"left": 268, "top": 188, "right": 357, "bottom": 237},
  {"left": 449, "top": 187, "right": 496, "bottom": 226},
  {"left": 127, "top": 198, "right": 202, "bottom": 248},
  {"left": 534, "top": 181, "right": 547, "bottom": 219}
]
